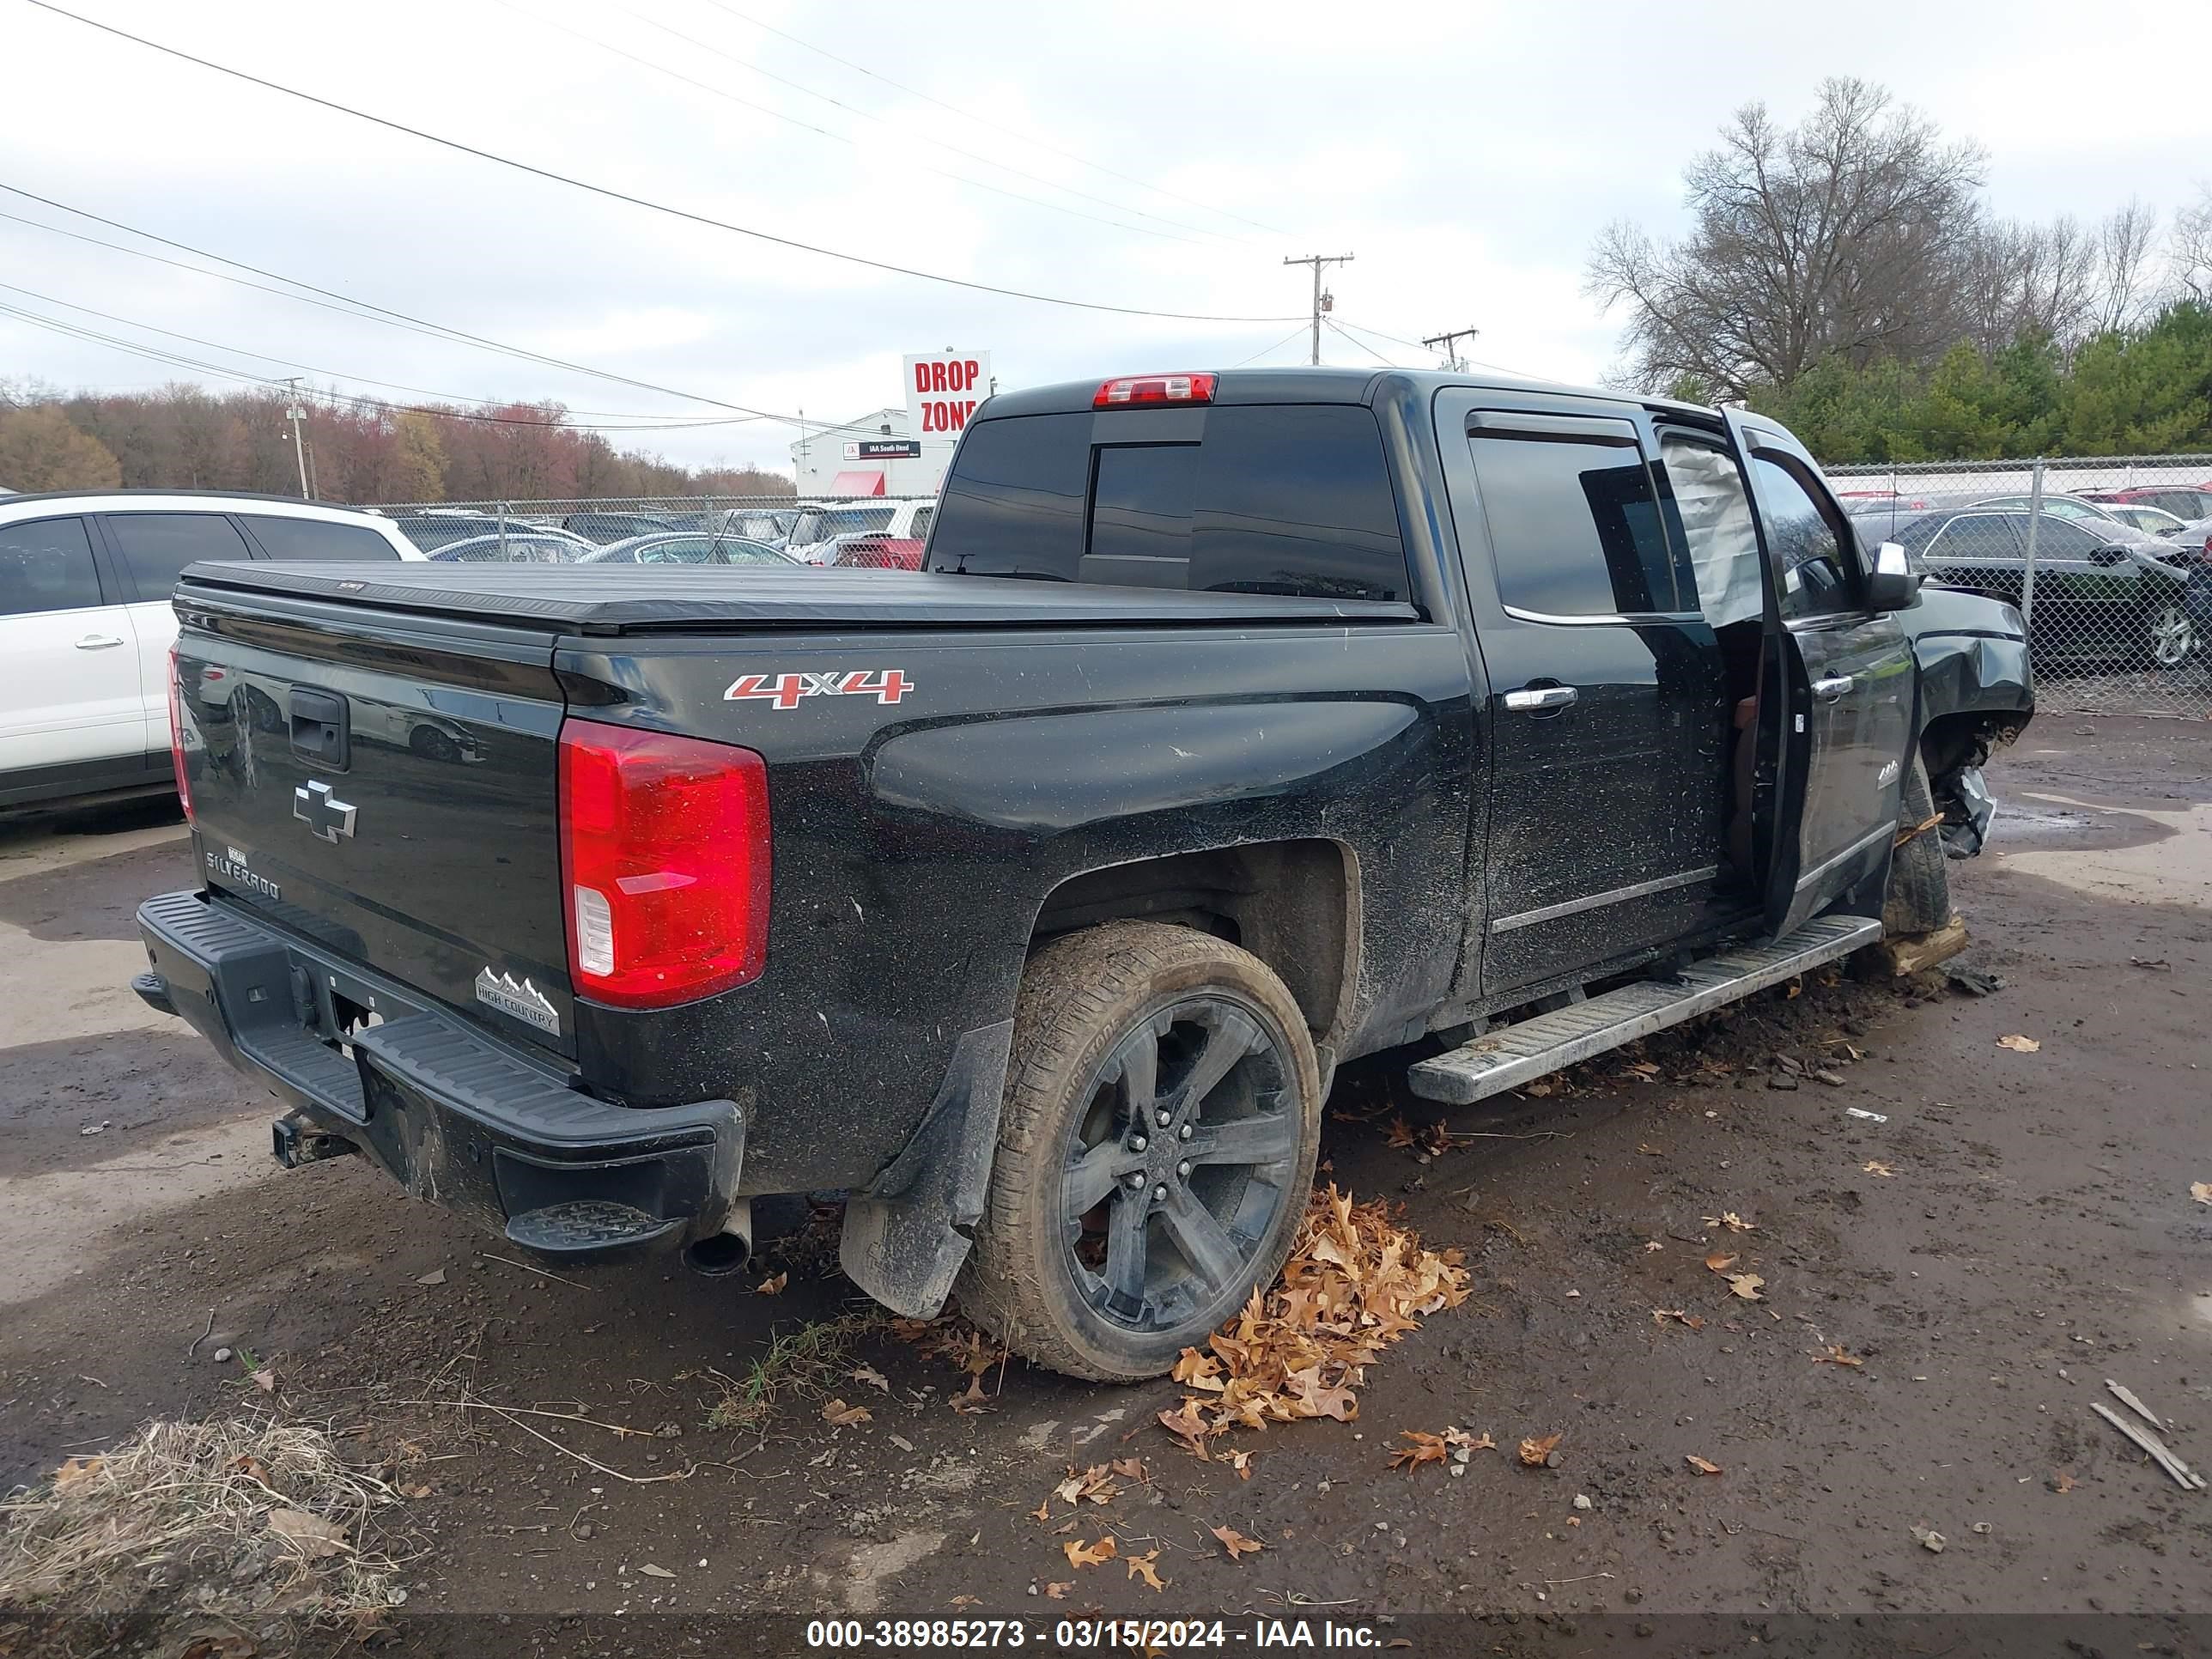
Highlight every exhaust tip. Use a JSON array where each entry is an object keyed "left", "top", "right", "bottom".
[{"left": 684, "top": 1228, "right": 751, "bottom": 1278}]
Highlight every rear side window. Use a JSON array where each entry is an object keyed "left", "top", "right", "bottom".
[
  {"left": 0, "top": 516, "right": 103, "bottom": 617},
  {"left": 1469, "top": 428, "right": 1687, "bottom": 616},
  {"left": 105, "top": 512, "right": 254, "bottom": 599},
  {"left": 931, "top": 404, "right": 1408, "bottom": 601},
  {"left": 242, "top": 515, "right": 400, "bottom": 561}
]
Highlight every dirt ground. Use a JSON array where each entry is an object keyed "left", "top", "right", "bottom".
[{"left": 2, "top": 720, "right": 2208, "bottom": 1655}]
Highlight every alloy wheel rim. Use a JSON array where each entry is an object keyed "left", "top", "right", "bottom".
[
  {"left": 1059, "top": 994, "right": 1299, "bottom": 1334},
  {"left": 2150, "top": 606, "right": 2193, "bottom": 667}
]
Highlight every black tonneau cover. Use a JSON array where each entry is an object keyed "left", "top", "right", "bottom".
[{"left": 175, "top": 562, "right": 1421, "bottom": 635}]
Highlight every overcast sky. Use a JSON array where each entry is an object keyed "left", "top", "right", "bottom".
[{"left": 3, "top": 0, "right": 2208, "bottom": 477}]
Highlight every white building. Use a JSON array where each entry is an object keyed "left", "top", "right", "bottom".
[{"left": 790, "top": 408, "right": 954, "bottom": 499}]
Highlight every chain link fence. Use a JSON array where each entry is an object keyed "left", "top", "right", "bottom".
[
  {"left": 362, "top": 494, "right": 935, "bottom": 568},
  {"left": 1830, "top": 455, "right": 2212, "bottom": 718}
]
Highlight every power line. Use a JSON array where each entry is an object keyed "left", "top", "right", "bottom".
[
  {"left": 1324, "top": 318, "right": 1398, "bottom": 368},
  {"left": 493, "top": 0, "right": 1217, "bottom": 248},
  {"left": 25, "top": 2, "right": 1304, "bottom": 325},
  {"left": 1420, "top": 325, "right": 1481, "bottom": 373},
  {"left": 692, "top": 0, "right": 1291, "bottom": 237},
  {"left": 0, "top": 190, "right": 926, "bottom": 443},
  {"left": 1231, "top": 325, "right": 1316, "bottom": 368},
  {"left": 583, "top": 0, "right": 1241, "bottom": 246},
  {"left": 0, "top": 276, "right": 756, "bottom": 422},
  {"left": 0, "top": 299, "right": 757, "bottom": 431}
]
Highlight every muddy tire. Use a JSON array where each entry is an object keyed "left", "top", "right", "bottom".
[
  {"left": 955, "top": 921, "right": 1322, "bottom": 1382},
  {"left": 1883, "top": 751, "right": 1952, "bottom": 936}
]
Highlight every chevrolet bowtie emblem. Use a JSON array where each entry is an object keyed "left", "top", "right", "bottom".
[{"left": 293, "top": 780, "right": 356, "bottom": 843}]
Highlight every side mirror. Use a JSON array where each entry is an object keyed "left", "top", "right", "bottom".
[
  {"left": 2089, "top": 546, "right": 2128, "bottom": 568},
  {"left": 1866, "top": 541, "right": 1923, "bottom": 611}
]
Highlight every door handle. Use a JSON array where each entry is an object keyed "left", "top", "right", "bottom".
[
  {"left": 1812, "top": 675, "right": 1855, "bottom": 702},
  {"left": 1504, "top": 684, "right": 1578, "bottom": 712},
  {"left": 73, "top": 634, "right": 127, "bottom": 650}
]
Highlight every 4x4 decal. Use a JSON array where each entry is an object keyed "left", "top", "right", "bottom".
[{"left": 723, "top": 669, "right": 913, "bottom": 710}]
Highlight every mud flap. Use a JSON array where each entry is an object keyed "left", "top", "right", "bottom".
[{"left": 838, "top": 1019, "right": 1013, "bottom": 1319}]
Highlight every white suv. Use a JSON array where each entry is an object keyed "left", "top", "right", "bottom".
[{"left": 0, "top": 491, "right": 423, "bottom": 812}]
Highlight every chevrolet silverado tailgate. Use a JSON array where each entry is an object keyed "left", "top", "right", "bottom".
[{"left": 172, "top": 570, "right": 576, "bottom": 1055}]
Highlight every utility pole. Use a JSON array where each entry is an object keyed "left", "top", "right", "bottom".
[
  {"left": 1421, "top": 326, "right": 1481, "bottom": 373},
  {"left": 1284, "top": 252, "right": 1354, "bottom": 365},
  {"left": 279, "top": 377, "right": 310, "bottom": 497}
]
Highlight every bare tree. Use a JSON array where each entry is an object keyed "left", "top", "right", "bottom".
[
  {"left": 1586, "top": 78, "right": 1987, "bottom": 395},
  {"left": 2170, "top": 185, "right": 2212, "bottom": 306},
  {"left": 2092, "top": 198, "right": 2160, "bottom": 332}
]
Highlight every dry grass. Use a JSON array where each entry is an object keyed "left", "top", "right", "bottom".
[
  {"left": 0, "top": 1417, "right": 407, "bottom": 1629},
  {"left": 698, "top": 1310, "right": 889, "bottom": 1431}
]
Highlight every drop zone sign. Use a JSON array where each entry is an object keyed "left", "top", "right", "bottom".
[{"left": 905, "top": 350, "right": 991, "bottom": 437}]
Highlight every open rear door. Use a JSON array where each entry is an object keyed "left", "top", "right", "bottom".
[{"left": 1723, "top": 412, "right": 1914, "bottom": 938}]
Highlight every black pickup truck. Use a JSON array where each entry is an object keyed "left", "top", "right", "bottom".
[{"left": 135, "top": 368, "right": 2031, "bottom": 1380}]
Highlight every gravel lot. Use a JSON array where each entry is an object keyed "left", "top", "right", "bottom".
[{"left": 2, "top": 721, "right": 2207, "bottom": 1654}]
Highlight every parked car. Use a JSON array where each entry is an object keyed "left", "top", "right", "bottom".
[
  {"left": 2079, "top": 498, "right": 2212, "bottom": 554},
  {"left": 828, "top": 532, "right": 925, "bottom": 570},
  {"left": 1893, "top": 506, "right": 2196, "bottom": 669},
  {"left": 427, "top": 533, "right": 589, "bottom": 563},
  {"left": 2084, "top": 485, "right": 2212, "bottom": 521},
  {"left": 1963, "top": 494, "right": 2180, "bottom": 547},
  {"left": 561, "top": 511, "right": 683, "bottom": 545},
  {"left": 714, "top": 508, "right": 803, "bottom": 548},
  {"left": 391, "top": 514, "right": 592, "bottom": 556},
  {"left": 579, "top": 533, "right": 793, "bottom": 566},
  {"left": 0, "top": 490, "right": 420, "bottom": 811},
  {"left": 137, "top": 367, "right": 2033, "bottom": 1380},
  {"left": 785, "top": 499, "right": 935, "bottom": 564}
]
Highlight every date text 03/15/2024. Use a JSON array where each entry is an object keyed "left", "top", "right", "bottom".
[{"left": 802, "top": 1619, "right": 1386, "bottom": 1649}]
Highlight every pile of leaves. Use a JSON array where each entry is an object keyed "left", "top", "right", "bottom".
[
  {"left": 0, "top": 1417, "right": 409, "bottom": 1644},
  {"left": 1158, "top": 1185, "right": 1469, "bottom": 1457}
]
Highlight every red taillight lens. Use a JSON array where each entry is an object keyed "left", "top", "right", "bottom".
[
  {"left": 167, "top": 645, "right": 193, "bottom": 820},
  {"left": 1093, "top": 372, "right": 1217, "bottom": 408},
  {"left": 557, "top": 720, "right": 770, "bottom": 1009}
]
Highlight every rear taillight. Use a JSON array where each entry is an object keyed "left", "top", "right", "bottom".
[
  {"left": 167, "top": 645, "right": 192, "bottom": 821},
  {"left": 1094, "top": 372, "right": 1217, "bottom": 407},
  {"left": 557, "top": 720, "right": 770, "bottom": 1009}
]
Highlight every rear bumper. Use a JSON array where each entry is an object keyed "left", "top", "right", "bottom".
[{"left": 134, "top": 890, "right": 744, "bottom": 1258}]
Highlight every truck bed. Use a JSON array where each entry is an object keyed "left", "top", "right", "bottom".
[{"left": 176, "top": 562, "right": 1422, "bottom": 635}]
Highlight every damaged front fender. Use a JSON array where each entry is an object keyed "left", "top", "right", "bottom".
[{"left": 1900, "top": 585, "right": 2035, "bottom": 862}]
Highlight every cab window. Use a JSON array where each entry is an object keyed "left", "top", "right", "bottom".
[{"left": 1750, "top": 454, "right": 1863, "bottom": 620}]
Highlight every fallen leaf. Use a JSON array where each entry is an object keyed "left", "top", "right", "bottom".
[
  {"left": 1157, "top": 1399, "right": 1213, "bottom": 1456},
  {"left": 223, "top": 1453, "right": 270, "bottom": 1486},
  {"left": 1109, "top": 1457, "right": 1146, "bottom": 1483},
  {"left": 1222, "top": 1448, "right": 1254, "bottom": 1480},
  {"left": 398, "top": 1481, "right": 433, "bottom": 1499},
  {"left": 2191, "top": 1182, "right": 2212, "bottom": 1206},
  {"left": 1030, "top": 1499, "right": 1051, "bottom": 1523},
  {"left": 1125, "top": 1548, "right": 1166, "bottom": 1590},
  {"left": 1704, "top": 1250, "right": 1739, "bottom": 1273},
  {"left": 637, "top": 1562, "right": 676, "bottom": 1579},
  {"left": 850, "top": 1364, "right": 890, "bottom": 1394},
  {"left": 1725, "top": 1273, "right": 1766, "bottom": 1302},
  {"left": 266, "top": 1509, "right": 349, "bottom": 1559},
  {"left": 951, "top": 1595, "right": 982, "bottom": 1608},
  {"left": 1063, "top": 1535, "right": 1117, "bottom": 1570},
  {"left": 2054, "top": 1470, "right": 2075, "bottom": 1493},
  {"left": 1517, "top": 1432, "right": 1562, "bottom": 1468},
  {"left": 1443, "top": 1426, "right": 1493, "bottom": 1451},
  {"left": 821, "top": 1398, "right": 872, "bottom": 1427},
  {"left": 249, "top": 1368, "right": 276, "bottom": 1394},
  {"left": 755, "top": 1272, "right": 788, "bottom": 1297},
  {"left": 1996, "top": 1034, "right": 2041, "bottom": 1054},
  {"left": 52, "top": 1455, "right": 106, "bottom": 1490},
  {"left": 1652, "top": 1309, "right": 1706, "bottom": 1331},
  {"left": 1171, "top": 1349, "right": 1225, "bottom": 1392},
  {"left": 1685, "top": 1455, "right": 1723, "bottom": 1477},
  {"left": 413, "top": 1268, "right": 446, "bottom": 1286},
  {"left": 1385, "top": 1114, "right": 1419, "bottom": 1149},
  {"left": 1044, "top": 1582, "right": 1073, "bottom": 1600},
  {"left": 1211, "top": 1523, "right": 1265, "bottom": 1560},
  {"left": 1703, "top": 1212, "right": 1756, "bottom": 1233},
  {"left": 1053, "top": 1464, "right": 1120, "bottom": 1507},
  {"left": 1861, "top": 1161, "right": 1896, "bottom": 1178},
  {"left": 1389, "top": 1431, "right": 1449, "bottom": 1473},
  {"left": 950, "top": 1375, "right": 993, "bottom": 1414},
  {"left": 1813, "top": 1345, "right": 1864, "bottom": 1368}
]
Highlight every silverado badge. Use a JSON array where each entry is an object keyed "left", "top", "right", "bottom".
[{"left": 475, "top": 968, "right": 560, "bottom": 1035}]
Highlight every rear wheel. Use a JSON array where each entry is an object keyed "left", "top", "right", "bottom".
[{"left": 956, "top": 921, "right": 1322, "bottom": 1382}]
